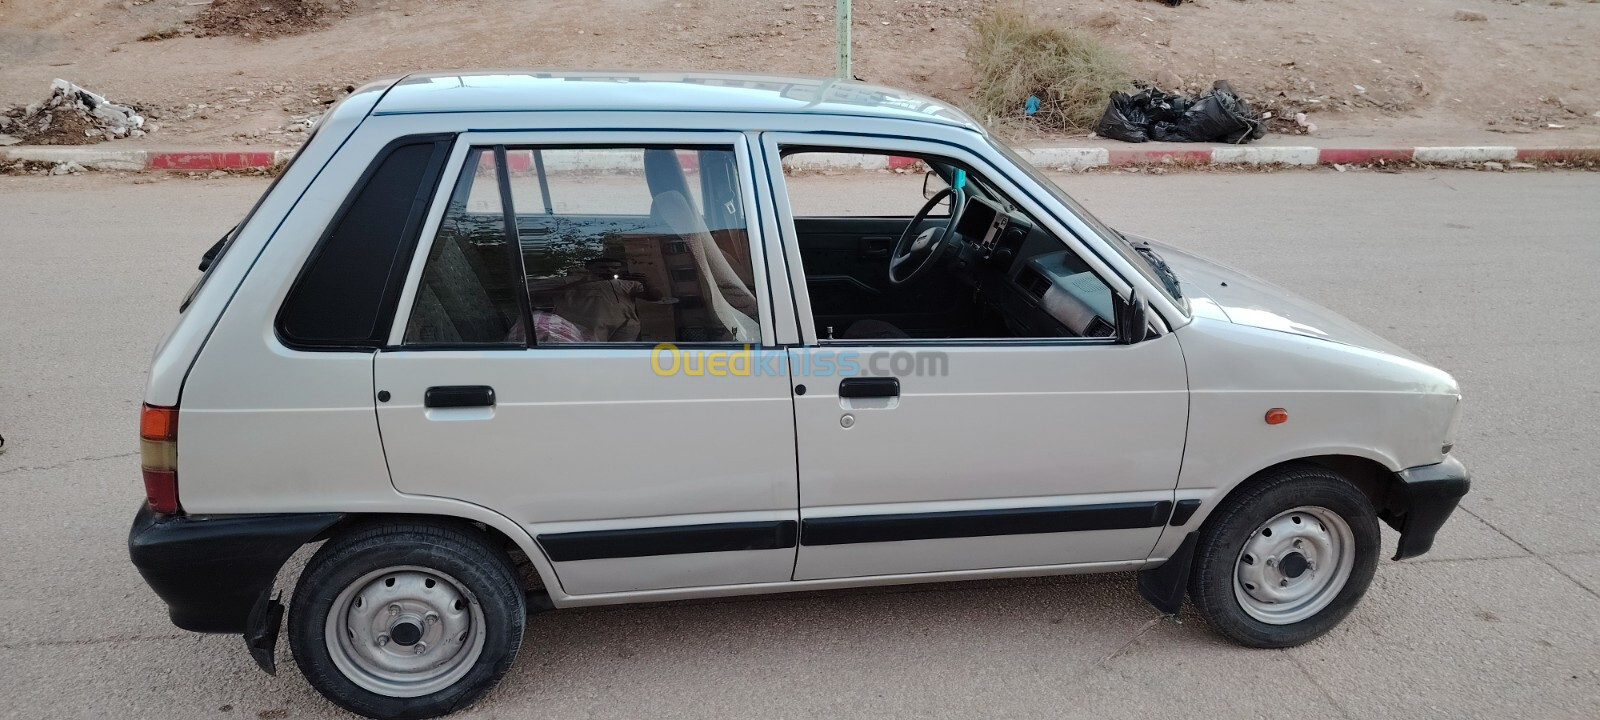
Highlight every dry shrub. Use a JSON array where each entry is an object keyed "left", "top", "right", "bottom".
[{"left": 967, "top": 7, "right": 1132, "bottom": 131}]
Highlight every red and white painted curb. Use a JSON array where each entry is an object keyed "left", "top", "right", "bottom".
[
  {"left": 3, "top": 145, "right": 1596, "bottom": 172},
  {"left": 1015, "top": 145, "right": 1600, "bottom": 170},
  {"left": 0, "top": 147, "right": 299, "bottom": 172}
]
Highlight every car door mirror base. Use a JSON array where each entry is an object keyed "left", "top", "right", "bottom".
[{"left": 1114, "top": 290, "right": 1152, "bottom": 345}]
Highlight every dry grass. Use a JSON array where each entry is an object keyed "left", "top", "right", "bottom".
[{"left": 966, "top": 7, "right": 1132, "bottom": 132}]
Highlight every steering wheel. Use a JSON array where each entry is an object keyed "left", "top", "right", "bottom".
[{"left": 889, "top": 185, "right": 966, "bottom": 286}]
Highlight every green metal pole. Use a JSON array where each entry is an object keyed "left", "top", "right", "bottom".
[{"left": 835, "top": 0, "right": 851, "bottom": 78}]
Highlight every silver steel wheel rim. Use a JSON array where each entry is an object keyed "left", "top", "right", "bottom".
[
  {"left": 325, "top": 565, "right": 487, "bottom": 698},
  {"left": 1233, "top": 506, "right": 1355, "bottom": 625}
]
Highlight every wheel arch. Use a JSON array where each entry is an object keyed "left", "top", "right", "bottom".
[
  {"left": 309, "top": 510, "right": 554, "bottom": 601},
  {"left": 316, "top": 513, "right": 525, "bottom": 564},
  {"left": 1141, "top": 452, "right": 1422, "bottom": 617},
  {"left": 1188, "top": 453, "right": 1409, "bottom": 538}
]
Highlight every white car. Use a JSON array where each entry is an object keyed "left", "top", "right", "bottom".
[{"left": 129, "top": 72, "right": 1469, "bottom": 719}]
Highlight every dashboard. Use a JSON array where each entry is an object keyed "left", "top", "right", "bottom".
[{"left": 950, "top": 195, "right": 1117, "bottom": 339}]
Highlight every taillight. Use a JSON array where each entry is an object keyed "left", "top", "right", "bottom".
[{"left": 140, "top": 404, "right": 180, "bottom": 513}]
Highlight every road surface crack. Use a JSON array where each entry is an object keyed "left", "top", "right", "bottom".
[
  {"left": 1287, "top": 649, "right": 1357, "bottom": 719},
  {"left": 0, "top": 451, "right": 138, "bottom": 476},
  {"left": 1458, "top": 505, "right": 1600, "bottom": 601},
  {"left": 0, "top": 633, "right": 185, "bottom": 650},
  {"left": 1096, "top": 616, "right": 1162, "bottom": 666}
]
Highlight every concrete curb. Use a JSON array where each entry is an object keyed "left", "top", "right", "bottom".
[{"left": 4, "top": 144, "right": 1598, "bottom": 173}]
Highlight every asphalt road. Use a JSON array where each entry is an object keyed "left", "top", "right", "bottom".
[{"left": 2, "top": 168, "right": 1598, "bottom": 719}]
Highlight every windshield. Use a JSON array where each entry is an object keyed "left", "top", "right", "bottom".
[{"left": 987, "top": 138, "right": 1187, "bottom": 311}]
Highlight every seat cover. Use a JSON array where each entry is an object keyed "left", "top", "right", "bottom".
[{"left": 650, "top": 190, "right": 760, "bottom": 342}]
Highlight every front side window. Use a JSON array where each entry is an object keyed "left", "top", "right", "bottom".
[
  {"left": 780, "top": 148, "right": 1117, "bottom": 342},
  {"left": 405, "top": 145, "right": 760, "bottom": 346}
]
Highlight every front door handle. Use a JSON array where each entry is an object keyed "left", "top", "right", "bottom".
[
  {"left": 839, "top": 377, "right": 900, "bottom": 399},
  {"left": 425, "top": 385, "right": 496, "bottom": 408},
  {"left": 860, "top": 236, "right": 895, "bottom": 258}
]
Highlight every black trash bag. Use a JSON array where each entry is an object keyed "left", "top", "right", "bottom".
[
  {"left": 1135, "top": 87, "right": 1192, "bottom": 124},
  {"left": 1095, "top": 88, "right": 1193, "bottom": 143},
  {"left": 1157, "top": 81, "right": 1266, "bottom": 143},
  {"left": 1095, "top": 91, "right": 1151, "bottom": 143},
  {"left": 1097, "top": 80, "right": 1266, "bottom": 144}
]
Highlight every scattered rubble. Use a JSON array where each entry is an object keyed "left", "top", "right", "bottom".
[
  {"left": 1, "top": 80, "right": 147, "bottom": 146},
  {"left": 1, "top": 160, "right": 81, "bottom": 176}
]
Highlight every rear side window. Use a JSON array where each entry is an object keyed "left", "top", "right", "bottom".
[
  {"left": 276, "top": 136, "right": 451, "bottom": 348},
  {"left": 403, "top": 145, "right": 762, "bottom": 346},
  {"left": 403, "top": 148, "right": 526, "bottom": 346}
]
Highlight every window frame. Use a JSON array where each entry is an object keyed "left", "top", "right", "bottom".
[
  {"left": 387, "top": 130, "right": 776, "bottom": 349},
  {"left": 765, "top": 135, "right": 1139, "bottom": 348},
  {"left": 778, "top": 148, "right": 953, "bottom": 220}
]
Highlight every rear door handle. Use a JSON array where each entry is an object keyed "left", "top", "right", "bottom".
[
  {"left": 839, "top": 377, "right": 900, "bottom": 399},
  {"left": 424, "top": 385, "right": 496, "bottom": 408}
]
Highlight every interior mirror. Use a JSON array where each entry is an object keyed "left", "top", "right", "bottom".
[
  {"left": 1114, "top": 290, "right": 1152, "bottom": 345},
  {"left": 922, "top": 170, "right": 949, "bottom": 199}
]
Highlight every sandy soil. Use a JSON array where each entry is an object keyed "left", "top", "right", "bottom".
[{"left": 0, "top": 0, "right": 1596, "bottom": 147}]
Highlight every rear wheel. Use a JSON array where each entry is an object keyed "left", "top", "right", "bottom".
[
  {"left": 289, "top": 521, "right": 525, "bottom": 719},
  {"left": 1189, "top": 465, "right": 1379, "bottom": 648}
]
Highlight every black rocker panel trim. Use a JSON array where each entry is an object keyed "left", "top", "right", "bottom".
[
  {"left": 800, "top": 501, "right": 1173, "bottom": 546},
  {"left": 538, "top": 520, "right": 798, "bottom": 562},
  {"left": 1169, "top": 498, "right": 1203, "bottom": 526}
]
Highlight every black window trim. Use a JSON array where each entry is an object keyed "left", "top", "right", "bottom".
[
  {"left": 493, "top": 145, "right": 538, "bottom": 348},
  {"left": 273, "top": 132, "right": 456, "bottom": 352}
]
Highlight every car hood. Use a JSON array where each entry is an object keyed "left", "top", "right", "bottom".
[{"left": 1133, "top": 235, "right": 1423, "bottom": 363}]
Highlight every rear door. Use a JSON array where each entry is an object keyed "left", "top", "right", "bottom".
[{"left": 374, "top": 132, "right": 798, "bottom": 598}]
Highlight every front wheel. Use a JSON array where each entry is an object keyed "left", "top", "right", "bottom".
[
  {"left": 1189, "top": 465, "right": 1380, "bottom": 648},
  {"left": 289, "top": 521, "right": 526, "bottom": 719}
]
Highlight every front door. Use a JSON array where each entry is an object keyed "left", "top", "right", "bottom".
[
  {"left": 375, "top": 133, "right": 797, "bottom": 597},
  {"left": 764, "top": 137, "right": 1189, "bottom": 581}
]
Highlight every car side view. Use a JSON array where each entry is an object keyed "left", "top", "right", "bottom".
[{"left": 128, "top": 71, "right": 1470, "bottom": 719}]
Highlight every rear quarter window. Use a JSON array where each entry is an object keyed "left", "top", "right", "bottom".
[{"left": 275, "top": 135, "right": 453, "bottom": 348}]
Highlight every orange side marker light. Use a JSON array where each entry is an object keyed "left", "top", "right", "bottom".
[{"left": 1265, "top": 408, "right": 1289, "bottom": 425}]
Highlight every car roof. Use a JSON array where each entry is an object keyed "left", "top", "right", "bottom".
[{"left": 371, "top": 70, "right": 981, "bottom": 130}]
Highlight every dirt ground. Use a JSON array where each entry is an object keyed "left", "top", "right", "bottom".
[{"left": 0, "top": 0, "right": 1596, "bottom": 147}]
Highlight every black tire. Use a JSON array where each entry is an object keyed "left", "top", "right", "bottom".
[
  {"left": 1189, "top": 464, "right": 1380, "bottom": 648},
  {"left": 288, "top": 520, "right": 526, "bottom": 720}
]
